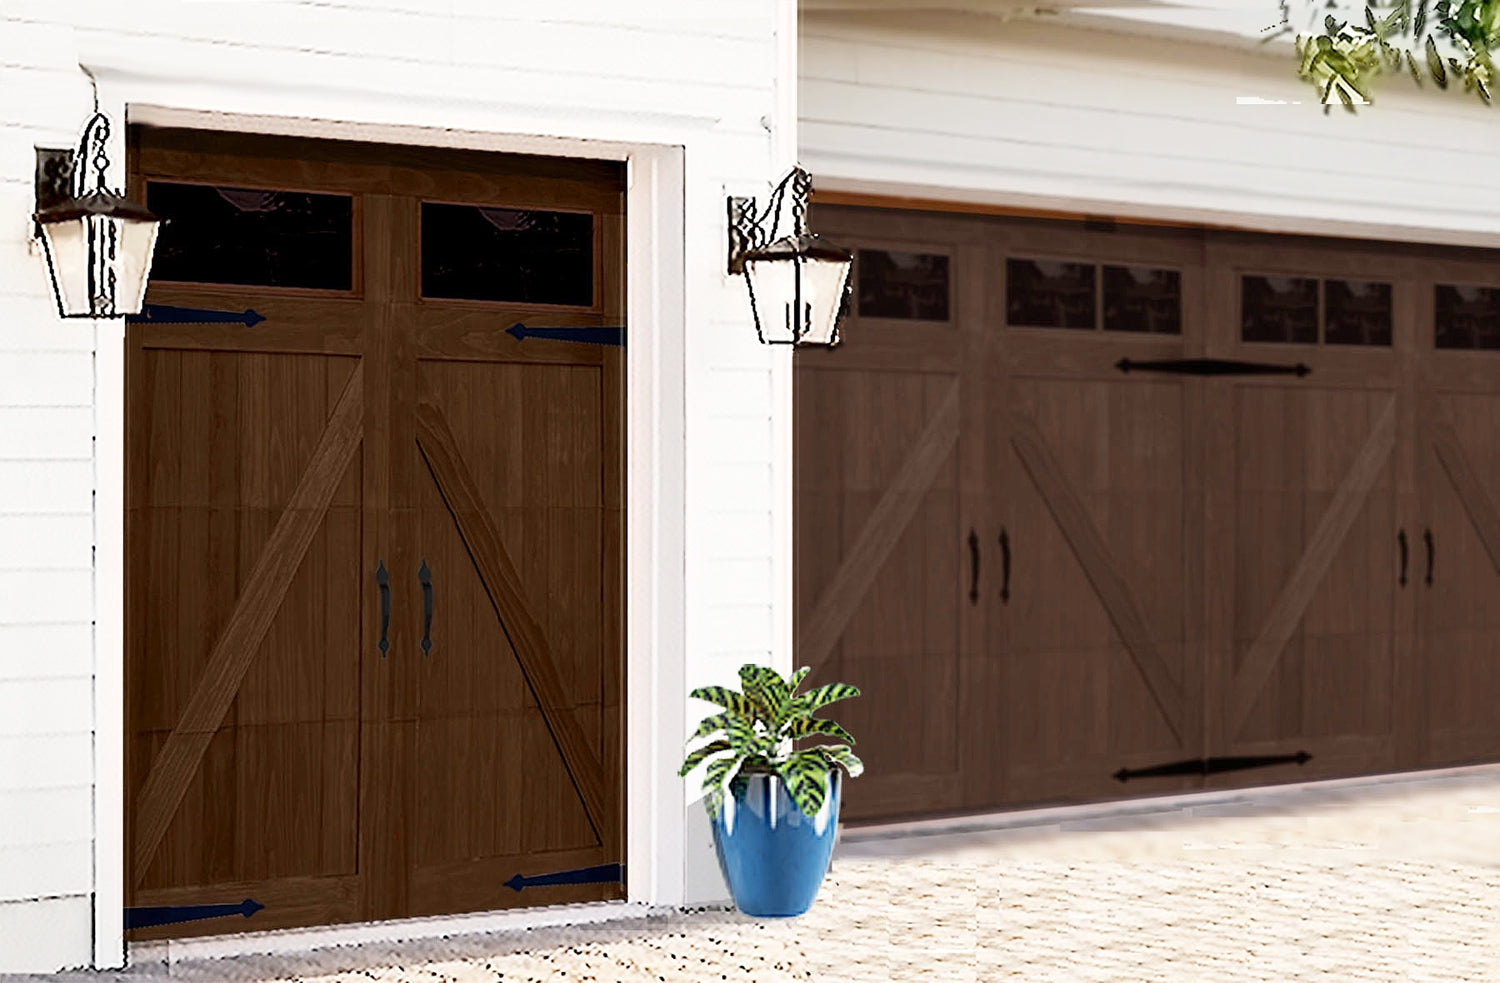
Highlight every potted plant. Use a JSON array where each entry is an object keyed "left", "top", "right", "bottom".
[{"left": 678, "top": 663, "right": 862, "bottom": 917}]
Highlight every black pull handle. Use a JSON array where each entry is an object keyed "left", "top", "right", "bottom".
[
  {"left": 968, "top": 529, "right": 980, "bottom": 605},
  {"left": 1425, "top": 528, "right": 1435, "bottom": 586},
  {"left": 1398, "top": 529, "right": 1408, "bottom": 587},
  {"left": 376, "top": 560, "right": 390, "bottom": 658},
  {"left": 419, "top": 559, "right": 433, "bottom": 658},
  {"left": 999, "top": 528, "right": 1011, "bottom": 603}
]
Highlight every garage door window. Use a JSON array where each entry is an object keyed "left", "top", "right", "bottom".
[
  {"left": 421, "top": 202, "right": 593, "bottom": 306},
  {"left": 1325, "top": 279, "right": 1393, "bottom": 346},
  {"left": 1007, "top": 258, "right": 1095, "bottom": 329},
  {"left": 1435, "top": 284, "right": 1500, "bottom": 349},
  {"left": 1007, "top": 258, "right": 1181, "bottom": 333},
  {"left": 856, "top": 249, "right": 950, "bottom": 321},
  {"left": 145, "top": 182, "right": 354, "bottom": 290},
  {"left": 1103, "top": 264, "right": 1181, "bottom": 334},
  {"left": 1242, "top": 275, "right": 1392, "bottom": 346}
]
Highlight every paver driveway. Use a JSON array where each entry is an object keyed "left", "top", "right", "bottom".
[{"left": 24, "top": 765, "right": 1500, "bottom": 983}]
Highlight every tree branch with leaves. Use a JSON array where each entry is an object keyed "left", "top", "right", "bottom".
[{"left": 1276, "top": 0, "right": 1500, "bottom": 109}]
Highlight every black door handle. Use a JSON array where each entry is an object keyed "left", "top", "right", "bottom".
[
  {"left": 999, "top": 528, "right": 1011, "bottom": 603},
  {"left": 1425, "top": 528, "right": 1435, "bottom": 586},
  {"left": 1398, "top": 529, "right": 1408, "bottom": 587},
  {"left": 419, "top": 559, "right": 433, "bottom": 658},
  {"left": 376, "top": 560, "right": 390, "bottom": 658},
  {"left": 967, "top": 529, "right": 979, "bottom": 605}
]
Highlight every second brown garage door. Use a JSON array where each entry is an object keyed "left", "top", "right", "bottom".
[{"left": 797, "top": 203, "right": 1500, "bottom": 825}]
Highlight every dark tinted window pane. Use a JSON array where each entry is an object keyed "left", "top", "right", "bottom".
[
  {"left": 422, "top": 203, "right": 592, "bottom": 305},
  {"left": 1324, "top": 279, "right": 1392, "bottom": 346},
  {"left": 856, "top": 249, "right": 949, "bottom": 321},
  {"left": 1241, "top": 275, "right": 1318, "bottom": 343},
  {"left": 1103, "top": 265, "right": 1181, "bottom": 334},
  {"left": 1436, "top": 284, "right": 1500, "bottom": 349},
  {"left": 146, "top": 182, "right": 352, "bottom": 290},
  {"left": 1007, "top": 258, "right": 1095, "bottom": 329}
]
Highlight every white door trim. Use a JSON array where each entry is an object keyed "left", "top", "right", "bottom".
[{"left": 88, "top": 97, "right": 687, "bottom": 970}]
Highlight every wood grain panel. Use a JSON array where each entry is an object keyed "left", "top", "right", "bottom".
[
  {"left": 1007, "top": 409, "right": 1186, "bottom": 745},
  {"left": 1428, "top": 417, "right": 1500, "bottom": 577},
  {"left": 1416, "top": 393, "right": 1500, "bottom": 766},
  {"left": 132, "top": 369, "right": 364, "bottom": 886},
  {"left": 1226, "top": 395, "right": 1396, "bottom": 736},
  {"left": 797, "top": 379, "right": 960, "bottom": 675},
  {"left": 413, "top": 397, "right": 608, "bottom": 841}
]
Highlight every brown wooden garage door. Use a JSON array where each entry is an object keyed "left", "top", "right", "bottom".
[
  {"left": 123, "top": 128, "right": 624, "bottom": 938},
  {"left": 798, "top": 202, "right": 1500, "bottom": 824}
]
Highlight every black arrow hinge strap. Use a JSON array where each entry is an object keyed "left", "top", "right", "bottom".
[{"left": 1113, "top": 750, "right": 1312, "bottom": 782}]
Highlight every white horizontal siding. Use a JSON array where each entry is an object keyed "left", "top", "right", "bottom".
[
  {"left": 0, "top": 516, "right": 93, "bottom": 570},
  {"left": 701, "top": 603, "right": 774, "bottom": 655},
  {"left": 0, "top": 624, "right": 93, "bottom": 680},
  {"left": 0, "top": 841, "right": 92, "bottom": 903},
  {"left": 800, "top": 10, "right": 1500, "bottom": 243},
  {"left": 0, "top": 788, "right": 94, "bottom": 846},
  {"left": 0, "top": 408, "right": 93, "bottom": 459},
  {"left": 0, "top": 679, "right": 93, "bottom": 736},
  {"left": 0, "top": 461, "right": 93, "bottom": 514},
  {"left": 0, "top": 733, "right": 92, "bottom": 792},
  {"left": 0, "top": 572, "right": 93, "bottom": 624},
  {"left": 700, "top": 366, "right": 774, "bottom": 419},
  {"left": 0, "top": 895, "right": 92, "bottom": 973}
]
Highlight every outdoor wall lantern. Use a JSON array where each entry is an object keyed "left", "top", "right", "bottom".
[
  {"left": 33, "top": 110, "right": 161, "bottom": 318},
  {"left": 727, "top": 165, "right": 853, "bottom": 347}
]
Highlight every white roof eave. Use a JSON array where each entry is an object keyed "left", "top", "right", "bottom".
[{"left": 802, "top": 0, "right": 1305, "bottom": 57}]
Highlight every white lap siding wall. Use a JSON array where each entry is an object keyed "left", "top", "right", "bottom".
[
  {"left": 800, "top": 9, "right": 1500, "bottom": 246},
  {"left": 0, "top": 0, "right": 794, "bottom": 972}
]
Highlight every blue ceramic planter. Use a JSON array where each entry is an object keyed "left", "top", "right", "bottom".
[{"left": 710, "top": 767, "right": 841, "bottom": 917}]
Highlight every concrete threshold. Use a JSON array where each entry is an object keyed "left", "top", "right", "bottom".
[{"left": 7, "top": 900, "right": 735, "bottom": 982}]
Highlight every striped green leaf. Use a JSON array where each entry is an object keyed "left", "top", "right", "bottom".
[
  {"left": 690, "top": 711, "right": 752, "bottom": 742},
  {"left": 818, "top": 745, "right": 865, "bottom": 778},
  {"left": 738, "top": 664, "right": 790, "bottom": 719},
  {"left": 724, "top": 712, "right": 765, "bottom": 755},
  {"left": 702, "top": 755, "right": 738, "bottom": 816},
  {"left": 678, "top": 739, "right": 732, "bottom": 777},
  {"left": 777, "top": 754, "right": 831, "bottom": 819},
  {"left": 795, "top": 682, "right": 862, "bottom": 714},
  {"left": 688, "top": 686, "right": 755, "bottom": 717},
  {"left": 785, "top": 718, "right": 856, "bottom": 746}
]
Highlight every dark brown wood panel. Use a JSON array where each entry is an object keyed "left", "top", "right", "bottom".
[
  {"left": 1415, "top": 395, "right": 1500, "bottom": 765},
  {"left": 126, "top": 126, "right": 625, "bottom": 938},
  {"left": 1200, "top": 239, "right": 1407, "bottom": 791},
  {"left": 795, "top": 209, "right": 988, "bottom": 823},
  {"left": 995, "top": 371, "right": 1201, "bottom": 805}
]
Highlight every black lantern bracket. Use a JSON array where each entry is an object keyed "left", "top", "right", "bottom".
[
  {"left": 726, "top": 165, "right": 814, "bottom": 275},
  {"left": 34, "top": 147, "right": 77, "bottom": 217}
]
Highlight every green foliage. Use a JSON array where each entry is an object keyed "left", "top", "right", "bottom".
[
  {"left": 678, "top": 663, "right": 863, "bottom": 820},
  {"left": 1278, "top": 0, "right": 1500, "bottom": 109}
]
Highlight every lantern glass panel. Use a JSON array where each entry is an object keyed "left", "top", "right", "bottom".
[
  {"left": 38, "top": 217, "right": 93, "bottom": 317},
  {"left": 800, "top": 253, "right": 852, "bottom": 346},
  {"left": 117, "top": 215, "right": 161, "bottom": 315},
  {"left": 744, "top": 253, "right": 798, "bottom": 344}
]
